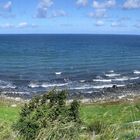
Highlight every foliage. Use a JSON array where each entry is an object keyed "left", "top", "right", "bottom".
[
  {"left": 87, "top": 120, "right": 107, "bottom": 135},
  {"left": 13, "top": 90, "right": 81, "bottom": 140},
  {"left": 0, "top": 121, "right": 15, "bottom": 140}
]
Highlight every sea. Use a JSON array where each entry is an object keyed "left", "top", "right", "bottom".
[{"left": 0, "top": 34, "right": 140, "bottom": 98}]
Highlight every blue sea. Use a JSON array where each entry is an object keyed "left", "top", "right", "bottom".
[{"left": 0, "top": 34, "right": 140, "bottom": 97}]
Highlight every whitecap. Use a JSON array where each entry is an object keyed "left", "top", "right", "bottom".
[
  {"left": 80, "top": 80, "right": 85, "bottom": 83},
  {"left": 113, "top": 77, "right": 128, "bottom": 81},
  {"left": 70, "top": 85, "right": 93, "bottom": 90},
  {"left": 86, "top": 91, "right": 93, "bottom": 94},
  {"left": 93, "top": 79, "right": 112, "bottom": 82},
  {"left": 0, "top": 84, "right": 16, "bottom": 89},
  {"left": 109, "top": 70, "right": 114, "bottom": 73},
  {"left": 129, "top": 77, "right": 139, "bottom": 80},
  {"left": 105, "top": 73, "right": 120, "bottom": 77},
  {"left": 117, "top": 84, "right": 125, "bottom": 87},
  {"left": 70, "top": 84, "right": 114, "bottom": 90},
  {"left": 29, "top": 83, "right": 40, "bottom": 88},
  {"left": 55, "top": 72, "right": 62, "bottom": 75},
  {"left": 134, "top": 70, "right": 140, "bottom": 74},
  {"left": 93, "top": 84, "right": 114, "bottom": 89},
  {"left": 0, "top": 80, "right": 16, "bottom": 89},
  {"left": 70, "top": 84, "right": 125, "bottom": 90},
  {"left": 41, "top": 83, "right": 68, "bottom": 88}
]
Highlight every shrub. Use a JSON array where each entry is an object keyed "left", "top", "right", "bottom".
[{"left": 13, "top": 90, "right": 81, "bottom": 140}]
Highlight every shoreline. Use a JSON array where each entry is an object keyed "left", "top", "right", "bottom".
[{"left": 1, "top": 84, "right": 140, "bottom": 105}]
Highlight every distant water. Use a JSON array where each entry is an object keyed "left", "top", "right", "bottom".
[{"left": 0, "top": 34, "right": 140, "bottom": 97}]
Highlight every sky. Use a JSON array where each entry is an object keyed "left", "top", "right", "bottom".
[{"left": 0, "top": 0, "right": 140, "bottom": 34}]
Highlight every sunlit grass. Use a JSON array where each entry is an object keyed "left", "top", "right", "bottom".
[{"left": 0, "top": 98, "right": 140, "bottom": 140}]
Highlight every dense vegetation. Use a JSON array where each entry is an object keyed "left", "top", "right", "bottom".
[
  {"left": 13, "top": 90, "right": 81, "bottom": 140},
  {"left": 0, "top": 91, "right": 140, "bottom": 140}
]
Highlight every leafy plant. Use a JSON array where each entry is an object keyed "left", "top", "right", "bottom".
[{"left": 13, "top": 90, "right": 81, "bottom": 140}]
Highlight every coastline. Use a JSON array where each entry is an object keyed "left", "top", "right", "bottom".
[{"left": 1, "top": 83, "right": 140, "bottom": 104}]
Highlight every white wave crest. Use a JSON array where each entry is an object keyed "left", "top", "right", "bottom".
[
  {"left": 129, "top": 77, "right": 139, "bottom": 80},
  {"left": 0, "top": 80, "right": 16, "bottom": 89},
  {"left": 80, "top": 80, "right": 85, "bottom": 83},
  {"left": 134, "top": 70, "right": 140, "bottom": 74},
  {"left": 93, "top": 79, "right": 112, "bottom": 82},
  {"left": 105, "top": 73, "right": 120, "bottom": 77},
  {"left": 29, "top": 83, "right": 40, "bottom": 88},
  {"left": 113, "top": 77, "right": 129, "bottom": 81},
  {"left": 109, "top": 70, "right": 114, "bottom": 73},
  {"left": 55, "top": 72, "right": 62, "bottom": 75},
  {"left": 70, "top": 84, "right": 125, "bottom": 90},
  {"left": 41, "top": 83, "right": 68, "bottom": 88}
]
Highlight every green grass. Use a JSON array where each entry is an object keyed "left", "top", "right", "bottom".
[
  {"left": 0, "top": 106, "right": 19, "bottom": 123},
  {"left": 0, "top": 99, "right": 140, "bottom": 139},
  {"left": 80, "top": 102, "right": 140, "bottom": 125}
]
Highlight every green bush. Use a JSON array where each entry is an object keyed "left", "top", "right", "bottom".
[{"left": 13, "top": 90, "right": 81, "bottom": 140}]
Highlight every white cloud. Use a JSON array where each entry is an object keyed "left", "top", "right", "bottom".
[
  {"left": 88, "top": 9, "right": 107, "bottom": 18},
  {"left": 51, "top": 10, "right": 67, "bottom": 17},
  {"left": 123, "top": 0, "right": 140, "bottom": 9},
  {"left": 18, "top": 22, "right": 38, "bottom": 28},
  {"left": 90, "top": 0, "right": 116, "bottom": 20},
  {"left": 3, "top": 1, "right": 12, "bottom": 12},
  {"left": 76, "top": 0, "right": 88, "bottom": 7},
  {"left": 18, "top": 22, "right": 28, "bottom": 28},
  {"left": 36, "top": 0, "right": 53, "bottom": 18},
  {"left": 93, "top": 0, "right": 116, "bottom": 9},
  {"left": 95, "top": 20, "right": 104, "bottom": 26}
]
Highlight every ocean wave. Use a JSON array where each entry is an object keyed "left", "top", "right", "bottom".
[
  {"left": 105, "top": 73, "right": 120, "bottom": 77},
  {"left": 1, "top": 91, "right": 30, "bottom": 95},
  {"left": 109, "top": 70, "right": 114, "bottom": 73},
  {"left": 93, "top": 79, "right": 112, "bottom": 82},
  {"left": 134, "top": 70, "right": 140, "bottom": 74},
  {"left": 70, "top": 84, "right": 125, "bottom": 90},
  {"left": 29, "top": 82, "right": 68, "bottom": 88},
  {"left": 41, "top": 83, "right": 68, "bottom": 88},
  {"left": 55, "top": 72, "right": 62, "bottom": 75},
  {"left": 0, "top": 85, "right": 16, "bottom": 89},
  {"left": 29, "top": 83, "right": 40, "bottom": 88},
  {"left": 0, "top": 80, "right": 16, "bottom": 89},
  {"left": 113, "top": 77, "right": 129, "bottom": 82},
  {"left": 80, "top": 80, "right": 86, "bottom": 83},
  {"left": 129, "top": 77, "right": 139, "bottom": 80},
  {"left": 70, "top": 85, "right": 94, "bottom": 90}
]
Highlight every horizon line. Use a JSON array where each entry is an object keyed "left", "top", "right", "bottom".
[{"left": 0, "top": 33, "right": 140, "bottom": 36}]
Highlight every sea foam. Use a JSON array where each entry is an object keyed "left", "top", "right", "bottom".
[
  {"left": 93, "top": 79, "right": 112, "bottom": 82},
  {"left": 70, "top": 84, "right": 125, "bottom": 90},
  {"left": 134, "top": 70, "right": 140, "bottom": 74},
  {"left": 129, "top": 77, "right": 139, "bottom": 80},
  {"left": 105, "top": 73, "right": 120, "bottom": 77},
  {"left": 0, "top": 80, "right": 16, "bottom": 89},
  {"left": 41, "top": 83, "right": 68, "bottom": 88},
  {"left": 55, "top": 72, "right": 62, "bottom": 75},
  {"left": 29, "top": 83, "right": 40, "bottom": 88},
  {"left": 113, "top": 77, "right": 129, "bottom": 81}
]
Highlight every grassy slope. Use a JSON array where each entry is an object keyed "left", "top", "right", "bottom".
[
  {"left": 80, "top": 102, "right": 140, "bottom": 125},
  {"left": 0, "top": 99, "right": 140, "bottom": 139}
]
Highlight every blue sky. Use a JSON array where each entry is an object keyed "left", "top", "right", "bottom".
[{"left": 0, "top": 0, "right": 140, "bottom": 34}]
